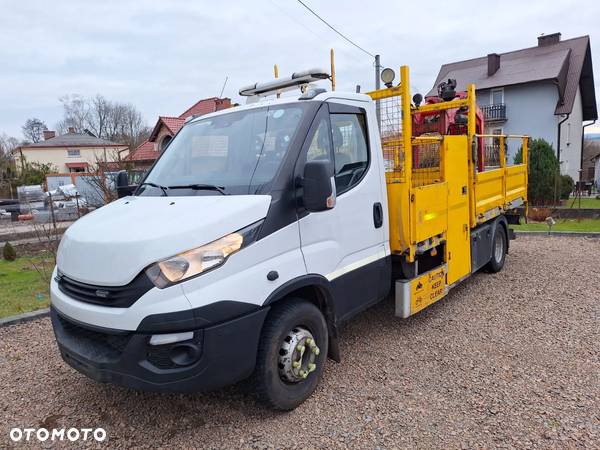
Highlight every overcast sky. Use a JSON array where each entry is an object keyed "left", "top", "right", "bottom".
[{"left": 1, "top": 0, "right": 599, "bottom": 139}]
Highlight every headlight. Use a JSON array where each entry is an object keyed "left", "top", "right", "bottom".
[{"left": 145, "top": 221, "right": 262, "bottom": 288}]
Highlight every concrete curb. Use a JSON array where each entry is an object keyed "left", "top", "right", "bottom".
[
  {"left": 0, "top": 308, "right": 50, "bottom": 328},
  {"left": 515, "top": 231, "right": 600, "bottom": 238}
]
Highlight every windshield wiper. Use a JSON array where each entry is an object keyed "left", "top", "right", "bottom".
[
  {"left": 167, "top": 184, "right": 227, "bottom": 195},
  {"left": 139, "top": 182, "right": 169, "bottom": 196}
]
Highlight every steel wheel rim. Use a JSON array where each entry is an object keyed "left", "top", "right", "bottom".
[
  {"left": 278, "top": 326, "right": 320, "bottom": 383},
  {"left": 494, "top": 232, "right": 504, "bottom": 262}
]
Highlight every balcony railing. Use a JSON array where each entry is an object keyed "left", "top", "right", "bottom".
[{"left": 481, "top": 103, "right": 506, "bottom": 122}]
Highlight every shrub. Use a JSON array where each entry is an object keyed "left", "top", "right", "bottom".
[
  {"left": 15, "top": 161, "right": 57, "bottom": 186},
  {"left": 515, "top": 138, "right": 560, "bottom": 205},
  {"left": 559, "top": 174, "right": 574, "bottom": 200},
  {"left": 513, "top": 146, "right": 523, "bottom": 165},
  {"left": 3, "top": 241, "right": 16, "bottom": 261}
]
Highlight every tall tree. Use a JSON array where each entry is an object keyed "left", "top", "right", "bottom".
[{"left": 22, "top": 118, "right": 48, "bottom": 143}]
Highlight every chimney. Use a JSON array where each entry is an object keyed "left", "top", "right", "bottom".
[
  {"left": 67, "top": 127, "right": 75, "bottom": 133},
  {"left": 43, "top": 130, "right": 55, "bottom": 140},
  {"left": 538, "top": 32, "right": 561, "bottom": 47},
  {"left": 487, "top": 53, "right": 500, "bottom": 76}
]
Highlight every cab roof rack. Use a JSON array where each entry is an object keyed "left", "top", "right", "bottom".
[{"left": 239, "top": 68, "right": 330, "bottom": 97}]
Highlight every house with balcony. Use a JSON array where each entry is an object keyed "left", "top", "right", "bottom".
[{"left": 426, "top": 33, "right": 597, "bottom": 181}]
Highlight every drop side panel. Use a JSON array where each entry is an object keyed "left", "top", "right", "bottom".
[{"left": 443, "top": 136, "right": 471, "bottom": 285}]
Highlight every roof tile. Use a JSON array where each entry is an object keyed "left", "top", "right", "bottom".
[
  {"left": 427, "top": 35, "right": 596, "bottom": 120},
  {"left": 128, "top": 140, "right": 157, "bottom": 161},
  {"left": 20, "top": 132, "right": 125, "bottom": 148}
]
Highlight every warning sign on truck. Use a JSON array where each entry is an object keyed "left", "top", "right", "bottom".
[{"left": 410, "top": 265, "right": 447, "bottom": 315}]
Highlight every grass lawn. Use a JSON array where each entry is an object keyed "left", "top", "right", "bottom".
[
  {"left": 0, "top": 256, "right": 52, "bottom": 318},
  {"left": 562, "top": 197, "right": 600, "bottom": 209},
  {"left": 511, "top": 218, "right": 600, "bottom": 232}
]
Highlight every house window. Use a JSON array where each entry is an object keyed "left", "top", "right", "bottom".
[
  {"left": 160, "top": 135, "right": 172, "bottom": 152},
  {"left": 490, "top": 88, "right": 504, "bottom": 105},
  {"left": 67, "top": 149, "right": 80, "bottom": 157}
]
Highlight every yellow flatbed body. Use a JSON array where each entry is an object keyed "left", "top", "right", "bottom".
[{"left": 368, "top": 66, "right": 528, "bottom": 317}]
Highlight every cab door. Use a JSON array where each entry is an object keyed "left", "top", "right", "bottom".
[{"left": 297, "top": 101, "right": 388, "bottom": 321}]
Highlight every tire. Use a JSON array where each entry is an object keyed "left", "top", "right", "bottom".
[
  {"left": 253, "top": 299, "right": 328, "bottom": 410},
  {"left": 485, "top": 225, "right": 507, "bottom": 273}
]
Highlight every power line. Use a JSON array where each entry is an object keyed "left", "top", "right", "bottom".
[{"left": 295, "top": 0, "right": 374, "bottom": 58}]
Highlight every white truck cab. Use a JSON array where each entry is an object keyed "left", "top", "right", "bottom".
[{"left": 51, "top": 78, "right": 391, "bottom": 410}]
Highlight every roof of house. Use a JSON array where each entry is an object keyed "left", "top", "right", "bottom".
[
  {"left": 427, "top": 35, "right": 597, "bottom": 120},
  {"left": 147, "top": 97, "right": 231, "bottom": 143},
  {"left": 127, "top": 139, "right": 157, "bottom": 161},
  {"left": 179, "top": 97, "right": 231, "bottom": 119},
  {"left": 20, "top": 131, "right": 125, "bottom": 149},
  {"left": 148, "top": 116, "right": 186, "bottom": 142},
  {"left": 129, "top": 97, "right": 231, "bottom": 162}
]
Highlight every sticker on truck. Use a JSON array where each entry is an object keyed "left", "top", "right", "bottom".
[{"left": 410, "top": 265, "right": 447, "bottom": 315}]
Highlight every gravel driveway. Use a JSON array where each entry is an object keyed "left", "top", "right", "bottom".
[{"left": 1, "top": 236, "right": 599, "bottom": 449}]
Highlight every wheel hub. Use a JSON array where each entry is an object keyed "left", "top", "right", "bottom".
[{"left": 278, "top": 326, "right": 320, "bottom": 383}]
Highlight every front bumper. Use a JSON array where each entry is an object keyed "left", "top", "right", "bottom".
[{"left": 51, "top": 305, "right": 269, "bottom": 392}]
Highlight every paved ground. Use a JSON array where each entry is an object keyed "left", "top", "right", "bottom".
[
  {"left": 1, "top": 236, "right": 599, "bottom": 449},
  {"left": 0, "top": 220, "right": 72, "bottom": 240}
]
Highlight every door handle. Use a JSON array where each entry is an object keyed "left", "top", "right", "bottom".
[{"left": 373, "top": 202, "right": 383, "bottom": 228}]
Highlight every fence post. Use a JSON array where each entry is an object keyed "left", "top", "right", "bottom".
[
  {"left": 48, "top": 192, "right": 57, "bottom": 230},
  {"left": 75, "top": 193, "right": 81, "bottom": 218}
]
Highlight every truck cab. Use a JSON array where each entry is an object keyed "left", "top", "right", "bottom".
[{"left": 51, "top": 82, "right": 391, "bottom": 410}]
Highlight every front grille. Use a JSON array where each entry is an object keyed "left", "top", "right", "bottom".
[
  {"left": 56, "top": 271, "right": 154, "bottom": 308},
  {"left": 55, "top": 312, "right": 131, "bottom": 362}
]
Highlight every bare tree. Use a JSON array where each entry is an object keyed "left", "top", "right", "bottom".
[
  {"left": 0, "top": 133, "right": 19, "bottom": 182},
  {"left": 56, "top": 94, "right": 150, "bottom": 148},
  {"left": 29, "top": 221, "right": 61, "bottom": 283},
  {"left": 89, "top": 94, "right": 112, "bottom": 138},
  {"left": 22, "top": 118, "right": 48, "bottom": 143},
  {"left": 56, "top": 94, "right": 90, "bottom": 134},
  {"left": 81, "top": 149, "right": 134, "bottom": 205}
]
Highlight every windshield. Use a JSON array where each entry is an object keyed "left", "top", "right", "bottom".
[{"left": 140, "top": 104, "right": 308, "bottom": 196}]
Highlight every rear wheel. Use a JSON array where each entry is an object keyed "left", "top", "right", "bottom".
[
  {"left": 485, "top": 226, "right": 507, "bottom": 273},
  {"left": 253, "top": 300, "right": 328, "bottom": 410}
]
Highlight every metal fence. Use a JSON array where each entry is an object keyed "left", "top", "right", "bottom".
[
  {"left": 412, "top": 140, "right": 442, "bottom": 187},
  {"left": 378, "top": 95, "right": 404, "bottom": 179}
]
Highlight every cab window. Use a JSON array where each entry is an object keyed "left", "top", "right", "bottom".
[
  {"left": 306, "top": 116, "right": 333, "bottom": 163},
  {"left": 330, "top": 113, "right": 369, "bottom": 194}
]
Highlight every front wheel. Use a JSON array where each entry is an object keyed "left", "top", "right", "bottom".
[
  {"left": 253, "top": 300, "right": 328, "bottom": 410},
  {"left": 485, "top": 226, "right": 507, "bottom": 273}
]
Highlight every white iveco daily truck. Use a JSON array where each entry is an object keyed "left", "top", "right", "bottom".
[{"left": 50, "top": 67, "right": 528, "bottom": 410}]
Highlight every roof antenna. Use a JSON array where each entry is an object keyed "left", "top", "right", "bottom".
[{"left": 219, "top": 76, "right": 228, "bottom": 98}]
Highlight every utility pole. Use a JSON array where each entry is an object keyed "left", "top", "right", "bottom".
[{"left": 375, "top": 54, "right": 381, "bottom": 126}]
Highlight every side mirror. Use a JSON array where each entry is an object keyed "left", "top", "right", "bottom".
[
  {"left": 116, "top": 170, "right": 136, "bottom": 198},
  {"left": 302, "top": 160, "right": 334, "bottom": 212}
]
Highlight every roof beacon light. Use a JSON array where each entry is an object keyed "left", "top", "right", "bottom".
[
  {"left": 381, "top": 68, "right": 396, "bottom": 87},
  {"left": 239, "top": 68, "right": 330, "bottom": 97}
]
